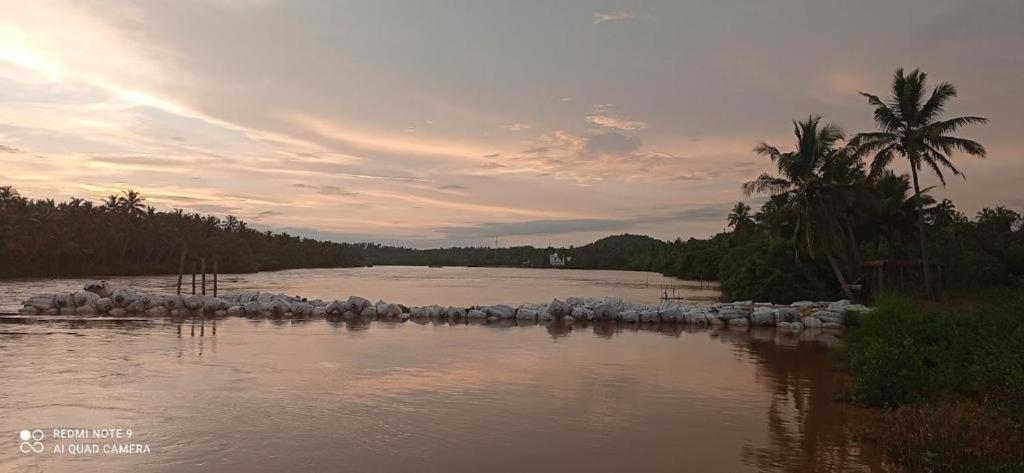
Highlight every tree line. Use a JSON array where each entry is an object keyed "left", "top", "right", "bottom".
[{"left": 0, "top": 187, "right": 364, "bottom": 277}]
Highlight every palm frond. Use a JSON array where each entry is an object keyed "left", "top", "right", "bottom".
[
  {"left": 916, "top": 82, "right": 956, "bottom": 125},
  {"left": 850, "top": 132, "right": 897, "bottom": 156},
  {"left": 860, "top": 92, "right": 903, "bottom": 131},
  {"left": 868, "top": 144, "right": 899, "bottom": 179},
  {"left": 742, "top": 174, "right": 792, "bottom": 197},
  {"left": 928, "top": 135, "right": 987, "bottom": 158},
  {"left": 753, "top": 142, "right": 782, "bottom": 160},
  {"left": 920, "top": 116, "right": 989, "bottom": 138}
]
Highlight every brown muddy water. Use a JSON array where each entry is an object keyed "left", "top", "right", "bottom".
[{"left": 0, "top": 267, "right": 884, "bottom": 472}]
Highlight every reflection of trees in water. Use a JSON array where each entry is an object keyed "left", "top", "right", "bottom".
[{"left": 719, "top": 328, "right": 887, "bottom": 472}]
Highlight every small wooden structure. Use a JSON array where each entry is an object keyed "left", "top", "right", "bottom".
[{"left": 862, "top": 259, "right": 942, "bottom": 301}]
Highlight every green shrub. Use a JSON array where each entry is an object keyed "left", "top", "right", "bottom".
[
  {"left": 844, "top": 289, "right": 1024, "bottom": 412},
  {"left": 718, "top": 236, "right": 835, "bottom": 303}
]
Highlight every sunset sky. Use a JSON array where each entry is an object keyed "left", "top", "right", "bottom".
[{"left": 1, "top": 0, "right": 1021, "bottom": 247}]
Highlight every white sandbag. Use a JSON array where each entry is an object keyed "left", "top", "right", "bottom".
[
  {"left": 94, "top": 298, "right": 114, "bottom": 313},
  {"left": 145, "top": 306, "right": 168, "bottom": 317},
  {"left": 311, "top": 307, "right": 327, "bottom": 317},
  {"left": 163, "top": 295, "right": 184, "bottom": 310},
  {"left": 226, "top": 306, "right": 245, "bottom": 316},
  {"left": 485, "top": 305, "right": 515, "bottom": 319},
  {"left": 18, "top": 306, "right": 39, "bottom": 315},
  {"left": 53, "top": 293, "right": 75, "bottom": 313},
  {"left": 729, "top": 317, "right": 750, "bottom": 327},
  {"left": 290, "top": 302, "right": 311, "bottom": 316},
  {"left": 126, "top": 299, "right": 146, "bottom": 313},
  {"left": 376, "top": 302, "right": 402, "bottom": 317},
  {"left": 244, "top": 301, "right": 265, "bottom": 316},
  {"left": 750, "top": 309, "right": 777, "bottom": 326},
  {"left": 777, "top": 321, "right": 802, "bottom": 331},
  {"left": 592, "top": 303, "right": 619, "bottom": 321},
  {"left": 346, "top": 296, "right": 370, "bottom": 313},
  {"left": 801, "top": 316, "right": 822, "bottom": 328},
  {"left": 23, "top": 294, "right": 56, "bottom": 310},
  {"left": 111, "top": 289, "right": 137, "bottom": 308},
  {"left": 267, "top": 299, "right": 289, "bottom": 316},
  {"left": 360, "top": 306, "right": 378, "bottom": 318},
  {"left": 467, "top": 309, "right": 487, "bottom": 320},
  {"left": 566, "top": 297, "right": 587, "bottom": 306},
  {"left": 570, "top": 306, "right": 594, "bottom": 321},
  {"left": 108, "top": 308, "right": 127, "bottom": 317},
  {"left": 618, "top": 310, "right": 638, "bottom": 323},
  {"left": 325, "top": 300, "right": 345, "bottom": 316},
  {"left": 73, "top": 291, "right": 99, "bottom": 308},
  {"left": 184, "top": 295, "right": 205, "bottom": 311},
  {"left": 256, "top": 293, "right": 274, "bottom": 305},
  {"left": 427, "top": 305, "right": 446, "bottom": 319},
  {"left": 515, "top": 308, "right": 538, "bottom": 321},
  {"left": 75, "top": 304, "right": 98, "bottom": 316},
  {"left": 639, "top": 310, "right": 660, "bottom": 323},
  {"left": 659, "top": 307, "right": 682, "bottom": 323},
  {"left": 446, "top": 307, "right": 467, "bottom": 319},
  {"left": 203, "top": 297, "right": 229, "bottom": 313}
]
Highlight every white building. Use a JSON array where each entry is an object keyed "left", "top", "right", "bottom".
[{"left": 549, "top": 252, "right": 571, "bottom": 267}]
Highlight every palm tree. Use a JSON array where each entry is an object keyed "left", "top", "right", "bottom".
[
  {"left": 103, "top": 194, "right": 120, "bottom": 211},
  {"left": 852, "top": 68, "right": 987, "bottom": 298},
  {"left": 727, "top": 202, "right": 754, "bottom": 231},
  {"left": 743, "top": 115, "right": 857, "bottom": 300},
  {"left": 118, "top": 189, "right": 146, "bottom": 218}
]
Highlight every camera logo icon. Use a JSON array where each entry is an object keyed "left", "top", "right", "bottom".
[{"left": 18, "top": 430, "right": 44, "bottom": 454}]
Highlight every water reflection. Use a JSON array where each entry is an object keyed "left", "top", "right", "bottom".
[{"left": 0, "top": 316, "right": 883, "bottom": 473}]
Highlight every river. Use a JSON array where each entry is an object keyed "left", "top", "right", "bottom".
[{"left": 0, "top": 266, "right": 883, "bottom": 472}]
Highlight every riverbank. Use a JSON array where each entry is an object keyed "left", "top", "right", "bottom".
[{"left": 842, "top": 287, "right": 1024, "bottom": 471}]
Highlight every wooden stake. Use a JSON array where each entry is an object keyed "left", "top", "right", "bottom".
[
  {"left": 213, "top": 258, "right": 218, "bottom": 297},
  {"left": 201, "top": 257, "right": 207, "bottom": 296},
  {"left": 176, "top": 247, "right": 187, "bottom": 295},
  {"left": 191, "top": 261, "right": 197, "bottom": 295}
]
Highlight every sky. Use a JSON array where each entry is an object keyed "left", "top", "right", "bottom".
[{"left": 1, "top": 0, "right": 1022, "bottom": 248}]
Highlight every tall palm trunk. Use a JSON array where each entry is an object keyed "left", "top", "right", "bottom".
[
  {"left": 826, "top": 251, "right": 855, "bottom": 301},
  {"left": 909, "top": 163, "right": 933, "bottom": 299}
]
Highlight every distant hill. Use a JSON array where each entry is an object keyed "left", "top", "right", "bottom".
[{"left": 566, "top": 234, "right": 667, "bottom": 270}]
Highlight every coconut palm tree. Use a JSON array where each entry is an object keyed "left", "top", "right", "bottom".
[
  {"left": 743, "top": 115, "right": 857, "bottom": 300},
  {"left": 852, "top": 68, "right": 987, "bottom": 298},
  {"left": 118, "top": 189, "right": 146, "bottom": 218},
  {"left": 727, "top": 202, "right": 754, "bottom": 231}
]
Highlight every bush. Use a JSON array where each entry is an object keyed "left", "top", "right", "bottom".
[
  {"left": 844, "top": 289, "right": 1024, "bottom": 471},
  {"left": 844, "top": 290, "right": 1024, "bottom": 411},
  {"left": 718, "top": 236, "right": 835, "bottom": 303}
]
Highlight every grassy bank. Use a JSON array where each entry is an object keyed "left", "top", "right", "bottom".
[{"left": 843, "top": 288, "right": 1024, "bottom": 472}]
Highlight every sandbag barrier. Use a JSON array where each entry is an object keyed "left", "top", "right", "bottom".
[{"left": 17, "top": 281, "right": 870, "bottom": 330}]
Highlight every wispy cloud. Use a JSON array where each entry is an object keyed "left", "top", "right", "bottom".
[
  {"left": 585, "top": 114, "right": 647, "bottom": 131},
  {"left": 593, "top": 11, "right": 634, "bottom": 25},
  {"left": 499, "top": 122, "right": 531, "bottom": 131}
]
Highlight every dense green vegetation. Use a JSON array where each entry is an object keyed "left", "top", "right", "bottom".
[
  {"left": 0, "top": 186, "right": 364, "bottom": 277},
  {"left": 843, "top": 290, "right": 1024, "bottom": 471}
]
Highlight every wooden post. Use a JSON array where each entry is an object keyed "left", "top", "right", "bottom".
[
  {"left": 213, "top": 258, "right": 218, "bottom": 297},
  {"left": 201, "top": 257, "right": 207, "bottom": 295},
  {"left": 176, "top": 247, "right": 187, "bottom": 295},
  {"left": 191, "top": 262, "right": 197, "bottom": 295}
]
